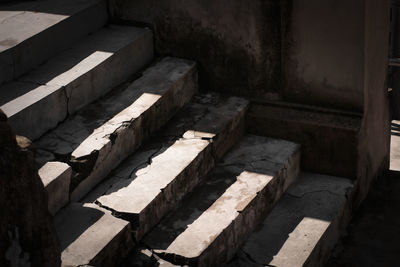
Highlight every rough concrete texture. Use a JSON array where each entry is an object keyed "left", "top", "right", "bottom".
[
  {"left": 56, "top": 202, "right": 133, "bottom": 267},
  {"left": 0, "top": 0, "right": 107, "bottom": 85},
  {"left": 248, "top": 102, "right": 361, "bottom": 178},
  {"left": 34, "top": 57, "right": 197, "bottom": 202},
  {"left": 282, "top": 0, "right": 364, "bottom": 112},
  {"left": 138, "top": 135, "right": 300, "bottom": 267},
  {"left": 0, "top": 110, "right": 60, "bottom": 267},
  {"left": 39, "top": 161, "right": 72, "bottom": 215},
  {"left": 1, "top": 25, "right": 153, "bottom": 140},
  {"left": 93, "top": 94, "right": 249, "bottom": 241},
  {"left": 109, "top": 0, "right": 281, "bottom": 99},
  {"left": 227, "top": 173, "right": 353, "bottom": 267}
]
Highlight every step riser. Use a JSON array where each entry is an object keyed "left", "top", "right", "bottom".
[
  {"left": 7, "top": 84, "right": 68, "bottom": 141},
  {"left": 6, "top": 28, "right": 154, "bottom": 141},
  {"left": 0, "top": 0, "right": 108, "bottom": 86},
  {"left": 71, "top": 62, "right": 198, "bottom": 201}
]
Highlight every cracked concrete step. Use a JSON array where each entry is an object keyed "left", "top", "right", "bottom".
[
  {"left": 85, "top": 94, "right": 248, "bottom": 241},
  {"left": 55, "top": 202, "right": 133, "bottom": 267},
  {"left": 0, "top": 0, "right": 108, "bottom": 85},
  {"left": 135, "top": 135, "right": 300, "bottom": 267},
  {"left": 36, "top": 57, "right": 197, "bottom": 203},
  {"left": 227, "top": 173, "right": 353, "bottom": 267},
  {"left": 0, "top": 25, "right": 153, "bottom": 140}
]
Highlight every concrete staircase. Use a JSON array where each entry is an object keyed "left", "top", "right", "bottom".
[{"left": 0, "top": 1, "right": 354, "bottom": 266}]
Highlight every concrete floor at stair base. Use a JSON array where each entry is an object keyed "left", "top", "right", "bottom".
[
  {"left": 140, "top": 135, "right": 300, "bottom": 267},
  {"left": 55, "top": 203, "right": 133, "bottom": 267},
  {"left": 227, "top": 173, "right": 353, "bottom": 267}
]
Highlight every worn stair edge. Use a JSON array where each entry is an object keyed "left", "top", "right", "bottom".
[
  {"left": 227, "top": 173, "right": 353, "bottom": 267},
  {"left": 140, "top": 135, "right": 300, "bottom": 267},
  {"left": 0, "top": 0, "right": 108, "bottom": 85},
  {"left": 94, "top": 96, "right": 249, "bottom": 241},
  {"left": 55, "top": 202, "right": 133, "bottom": 267},
  {"left": 69, "top": 57, "right": 197, "bottom": 202},
  {"left": 39, "top": 161, "right": 72, "bottom": 215},
  {"left": 1, "top": 25, "right": 154, "bottom": 140}
]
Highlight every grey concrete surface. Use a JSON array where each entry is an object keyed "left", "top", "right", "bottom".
[
  {"left": 0, "top": 0, "right": 107, "bottom": 85},
  {"left": 1, "top": 25, "right": 153, "bottom": 140},
  {"left": 93, "top": 95, "right": 248, "bottom": 241},
  {"left": 227, "top": 173, "right": 353, "bottom": 267},
  {"left": 137, "top": 135, "right": 300, "bottom": 267},
  {"left": 55, "top": 203, "right": 133, "bottom": 267},
  {"left": 39, "top": 161, "right": 71, "bottom": 215}
]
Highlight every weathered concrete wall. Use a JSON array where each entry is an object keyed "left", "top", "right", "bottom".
[
  {"left": 282, "top": 0, "right": 365, "bottom": 112},
  {"left": 109, "top": 0, "right": 281, "bottom": 98},
  {"left": 355, "top": 0, "right": 391, "bottom": 206}
]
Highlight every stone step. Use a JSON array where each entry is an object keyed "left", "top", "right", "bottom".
[
  {"left": 0, "top": 0, "right": 108, "bottom": 85},
  {"left": 227, "top": 173, "right": 353, "bottom": 267},
  {"left": 86, "top": 93, "right": 248, "bottom": 241},
  {"left": 134, "top": 135, "right": 300, "bottom": 267},
  {"left": 39, "top": 161, "right": 72, "bottom": 215},
  {"left": 0, "top": 25, "right": 153, "bottom": 140},
  {"left": 35, "top": 57, "right": 197, "bottom": 203},
  {"left": 55, "top": 202, "right": 133, "bottom": 267}
]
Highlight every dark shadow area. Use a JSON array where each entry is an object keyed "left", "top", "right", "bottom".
[
  {"left": 120, "top": 246, "right": 161, "bottom": 267},
  {"left": 56, "top": 203, "right": 104, "bottom": 251},
  {"left": 326, "top": 170, "right": 400, "bottom": 267}
]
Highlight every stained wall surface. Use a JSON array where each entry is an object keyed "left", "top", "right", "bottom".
[
  {"left": 109, "top": 0, "right": 281, "bottom": 98},
  {"left": 282, "top": 0, "right": 365, "bottom": 112}
]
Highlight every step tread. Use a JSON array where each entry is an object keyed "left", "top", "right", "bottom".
[
  {"left": 36, "top": 57, "right": 197, "bottom": 202},
  {"left": 228, "top": 173, "right": 353, "bottom": 267},
  {"left": 1, "top": 25, "right": 153, "bottom": 139},
  {"left": 0, "top": 25, "right": 153, "bottom": 139},
  {"left": 18, "top": 25, "right": 150, "bottom": 88},
  {"left": 56, "top": 202, "right": 133, "bottom": 266},
  {"left": 0, "top": 0, "right": 107, "bottom": 84},
  {"left": 0, "top": 0, "right": 102, "bottom": 52},
  {"left": 141, "top": 135, "right": 300, "bottom": 266},
  {"left": 87, "top": 93, "right": 248, "bottom": 241}
]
